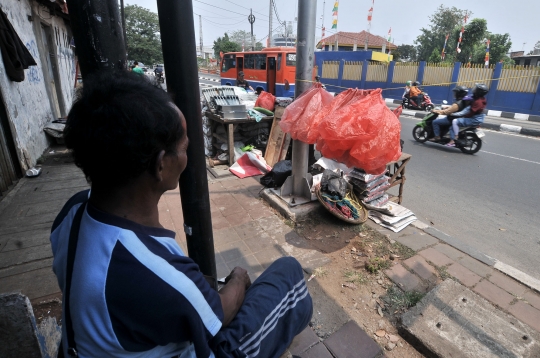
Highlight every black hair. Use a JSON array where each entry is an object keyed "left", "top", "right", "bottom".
[
  {"left": 133, "top": 61, "right": 139, "bottom": 65},
  {"left": 64, "top": 71, "right": 184, "bottom": 188}
]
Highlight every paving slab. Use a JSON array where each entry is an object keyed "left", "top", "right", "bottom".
[
  {"left": 403, "top": 255, "right": 439, "bottom": 284},
  {"left": 288, "top": 327, "right": 320, "bottom": 356},
  {"left": 400, "top": 279, "right": 540, "bottom": 358},
  {"left": 508, "top": 301, "right": 540, "bottom": 332},
  {"left": 487, "top": 270, "right": 529, "bottom": 297},
  {"left": 417, "top": 247, "right": 455, "bottom": 267},
  {"left": 299, "top": 343, "right": 333, "bottom": 358},
  {"left": 393, "top": 232, "right": 438, "bottom": 252},
  {"left": 384, "top": 264, "right": 426, "bottom": 293},
  {"left": 472, "top": 280, "right": 515, "bottom": 310},
  {"left": 523, "top": 291, "right": 540, "bottom": 311},
  {"left": 323, "top": 320, "right": 382, "bottom": 358},
  {"left": 446, "top": 262, "right": 482, "bottom": 288},
  {"left": 457, "top": 256, "right": 493, "bottom": 278}
]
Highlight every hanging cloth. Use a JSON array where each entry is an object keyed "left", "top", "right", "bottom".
[{"left": 0, "top": 10, "right": 37, "bottom": 82}]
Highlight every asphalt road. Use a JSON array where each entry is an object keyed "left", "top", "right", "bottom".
[{"left": 395, "top": 115, "right": 540, "bottom": 279}]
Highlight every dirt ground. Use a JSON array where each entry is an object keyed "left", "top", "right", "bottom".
[
  {"left": 32, "top": 293, "right": 63, "bottom": 327},
  {"left": 297, "top": 207, "right": 425, "bottom": 357}
]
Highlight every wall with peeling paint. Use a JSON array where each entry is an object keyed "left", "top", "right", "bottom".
[{"left": 0, "top": 0, "right": 75, "bottom": 170}]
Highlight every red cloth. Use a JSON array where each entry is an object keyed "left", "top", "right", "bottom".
[
  {"left": 229, "top": 152, "right": 272, "bottom": 179},
  {"left": 466, "top": 97, "right": 487, "bottom": 117}
]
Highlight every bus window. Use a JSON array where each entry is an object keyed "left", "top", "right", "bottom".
[
  {"left": 244, "top": 54, "right": 266, "bottom": 70},
  {"left": 257, "top": 55, "right": 267, "bottom": 70},
  {"left": 244, "top": 54, "right": 255, "bottom": 69},
  {"left": 286, "top": 53, "right": 296, "bottom": 67},
  {"left": 277, "top": 53, "right": 282, "bottom": 70},
  {"left": 221, "top": 54, "right": 236, "bottom": 72}
]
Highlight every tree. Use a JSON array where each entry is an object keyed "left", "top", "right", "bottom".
[
  {"left": 229, "top": 30, "right": 264, "bottom": 51},
  {"left": 452, "top": 18, "right": 487, "bottom": 63},
  {"left": 396, "top": 44, "right": 417, "bottom": 62},
  {"left": 428, "top": 48, "right": 441, "bottom": 63},
  {"left": 124, "top": 5, "right": 163, "bottom": 65},
  {"left": 471, "top": 33, "right": 512, "bottom": 65},
  {"left": 213, "top": 33, "right": 241, "bottom": 59},
  {"left": 415, "top": 5, "right": 469, "bottom": 61}
]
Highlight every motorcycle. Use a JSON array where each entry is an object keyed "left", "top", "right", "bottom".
[
  {"left": 412, "top": 108, "right": 484, "bottom": 154},
  {"left": 402, "top": 92, "right": 434, "bottom": 111},
  {"left": 155, "top": 72, "right": 164, "bottom": 83}
]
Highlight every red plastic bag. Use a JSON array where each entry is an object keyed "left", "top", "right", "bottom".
[
  {"left": 317, "top": 89, "right": 402, "bottom": 174},
  {"left": 279, "top": 84, "right": 334, "bottom": 143},
  {"left": 254, "top": 91, "right": 276, "bottom": 111}
]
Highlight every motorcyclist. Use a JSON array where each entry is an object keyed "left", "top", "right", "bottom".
[
  {"left": 430, "top": 85, "right": 469, "bottom": 142},
  {"left": 402, "top": 80, "right": 412, "bottom": 99},
  {"left": 409, "top": 81, "right": 423, "bottom": 108},
  {"left": 315, "top": 75, "right": 326, "bottom": 89},
  {"left": 154, "top": 65, "right": 164, "bottom": 81},
  {"left": 446, "top": 83, "right": 488, "bottom": 147}
]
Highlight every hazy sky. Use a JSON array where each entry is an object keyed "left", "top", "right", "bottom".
[{"left": 126, "top": 0, "right": 539, "bottom": 53}]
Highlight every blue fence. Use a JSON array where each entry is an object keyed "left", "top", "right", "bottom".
[{"left": 316, "top": 51, "right": 540, "bottom": 116}]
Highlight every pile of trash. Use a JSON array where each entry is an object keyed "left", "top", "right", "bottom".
[
  {"left": 346, "top": 169, "right": 391, "bottom": 208},
  {"left": 364, "top": 201, "right": 417, "bottom": 233}
]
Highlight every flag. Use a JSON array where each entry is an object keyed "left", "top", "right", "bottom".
[
  {"left": 331, "top": 1, "right": 339, "bottom": 29},
  {"left": 367, "top": 7, "right": 373, "bottom": 22},
  {"left": 456, "top": 15, "right": 468, "bottom": 53},
  {"left": 484, "top": 39, "right": 490, "bottom": 66},
  {"left": 441, "top": 34, "right": 449, "bottom": 60},
  {"left": 387, "top": 27, "right": 392, "bottom": 42},
  {"left": 321, "top": 27, "right": 326, "bottom": 49}
]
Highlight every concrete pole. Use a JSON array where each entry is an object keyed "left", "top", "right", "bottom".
[
  {"left": 155, "top": 0, "right": 217, "bottom": 287},
  {"left": 268, "top": 0, "right": 273, "bottom": 47},
  {"left": 65, "top": 0, "right": 126, "bottom": 77},
  {"left": 292, "top": 0, "right": 316, "bottom": 196},
  {"left": 199, "top": 15, "right": 204, "bottom": 59}
]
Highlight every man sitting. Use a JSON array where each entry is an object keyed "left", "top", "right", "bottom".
[
  {"left": 236, "top": 71, "right": 254, "bottom": 92},
  {"left": 52, "top": 71, "right": 312, "bottom": 357},
  {"left": 430, "top": 85, "right": 469, "bottom": 142},
  {"left": 409, "top": 81, "right": 423, "bottom": 108}
]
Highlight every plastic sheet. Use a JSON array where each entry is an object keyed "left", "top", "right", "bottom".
[
  {"left": 279, "top": 84, "right": 334, "bottom": 143},
  {"left": 254, "top": 91, "right": 276, "bottom": 111},
  {"left": 316, "top": 89, "right": 402, "bottom": 174},
  {"left": 260, "top": 160, "right": 292, "bottom": 188}
]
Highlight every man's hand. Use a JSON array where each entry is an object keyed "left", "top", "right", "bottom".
[{"left": 219, "top": 267, "right": 251, "bottom": 326}]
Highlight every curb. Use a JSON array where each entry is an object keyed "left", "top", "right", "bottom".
[
  {"left": 410, "top": 220, "right": 540, "bottom": 293},
  {"left": 384, "top": 98, "right": 540, "bottom": 123},
  {"left": 397, "top": 107, "right": 540, "bottom": 138}
]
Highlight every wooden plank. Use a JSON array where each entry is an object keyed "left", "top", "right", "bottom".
[
  {"left": 265, "top": 118, "right": 287, "bottom": 167},
  {"left": 227, "top": 123, "right": 234, "bottom": 166}
]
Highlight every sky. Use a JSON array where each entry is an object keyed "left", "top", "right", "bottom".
[{"left": 125, "top": 0, "right": 540, "bottom": 54}]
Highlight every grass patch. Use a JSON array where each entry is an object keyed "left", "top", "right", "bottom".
[
  {"left": 365, "top": 257, "right": 391, "bottom": 273},
  {"left": 351, "top": 224, "right": 367, "bottom": 233},
  {"left": 383, "top": 286, "right": 425, "bottom": 313},
  {"left": 344, "top": 270, "right": 367, "bottom": 284},
  {"left": 392, "top": 242, "right": 415, "bottom": 260},
  {"left": 313, "top": 267, "right": 328, "bottom": 278},
  {"left": 437, "top": 265, "right": 452, "bottom": 280}
]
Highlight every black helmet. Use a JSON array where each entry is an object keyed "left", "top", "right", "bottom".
[
  {"left": 452, "top": 86, "right": 468, "bottom": 100},
  {"left": 412, "top": 81, "right": 420, "bottom": 86},
  {"left": 315, "top": 75, "right": 320, "bottom": 81},
  {"left": 473, "top": 83, "right": 488, "bottom": 98}
]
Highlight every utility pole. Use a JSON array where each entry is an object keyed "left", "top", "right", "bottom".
[
  {"left": 65, "top": 0, "right": 126, "bottom": 77},
  {"left": 155, "top": 0, "right": 217, "bottom": 287},
  {"left": 249, "top": 9, "right": 256, "bottom": 51},
  {"left": 120, "top": 0, "right": 127, "bottom": 52},
  {"left": 199, "top": 15, "right": 204, "bottom": 59},
  {"left": 268, "top": 0, "right": 273, "bottom": 47},
  {"left": 279, "top": 0, "right": 316, "bottom": 205}
]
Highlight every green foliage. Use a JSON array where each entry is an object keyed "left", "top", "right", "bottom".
[
  {"left": 396, "top": 44, "right": 417, "bottom": 62},
  {"left": 365, "top": 257, "right": 391, "bottom": 273},
  {"left": 415, "top": 5, "right": 469, "bottom": 61},
  {"left": 213, "top": 33, "right": 241, "bottom": 59},
  {"left": 454, "top": 18, "right": 487, "bottom": 63},
  {"left": 344, "top": 270, "right": 367, "bottom": 284},
  {"left": 428, "top": 48, "right": 441, "bottom": 63},
  {"left": 472, "top": 33, "right": 512, "bottom": 64},
  {"left": 254, "top": 42, "right": 264, "bottom": 51},
  {"left": 124, "top": 5, "right": 163, "bottom": 66},
  {"left": 228, "top": 30, "right": 265, "bottom": 51},
  {"left": 383, "top": 286, "right": 425, "bottom": 313}
]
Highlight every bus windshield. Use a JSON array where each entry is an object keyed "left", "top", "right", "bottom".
[
  {"left": 286, "top": 53, "right": 296, "bottom": 67},
  {"left": 221, "top": 54, "right": 236, "bottom": 72}
]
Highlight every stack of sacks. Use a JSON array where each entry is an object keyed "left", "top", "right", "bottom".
[{"left": 345, "top": 168, "right": 390, "bottom": 208}]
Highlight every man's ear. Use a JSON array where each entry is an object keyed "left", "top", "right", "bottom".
[{"left": 154, "top": 150, "right": 166, "bottom": 181}]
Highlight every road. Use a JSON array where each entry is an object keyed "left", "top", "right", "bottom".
[{"left": 395, "top": 115, "right": 540, "bottom": 279}]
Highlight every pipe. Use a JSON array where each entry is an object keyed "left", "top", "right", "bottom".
[{"left": 155, "top": 0, "right": 217, "bottom": 287}]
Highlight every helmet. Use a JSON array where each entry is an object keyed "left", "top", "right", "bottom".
[
  {"left": 315, "top": 75, "right": 320, "bottom": 81},
  {"left": 452, "top": 86, "right": 468, "bottom": 100},
  {"left": 238, "top": 71, "right": 245, "bottom": 76},
  {"left": 412, "top": 81, "right": 420, "bottom": 86},
  {"left": 406, "top": 80, "right": 412, "bottom": 86},
  {"left": 473, "top": 83, "right": 488, "bottom": 98}
]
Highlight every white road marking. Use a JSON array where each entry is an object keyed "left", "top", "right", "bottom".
[
  {"left": 480, "top": 150, "right": 540, "bottom": 165},
  {"left": 514, "top": 113, "right": 529, "bottom": 120}
]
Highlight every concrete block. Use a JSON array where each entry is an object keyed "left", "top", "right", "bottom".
[
  {"left": 400, "top": 280, "right": 540, "bottom": 358},
  {"left": 384, "top": 264, "right": 426, "bottom": 293},
  {"left": 473, "top": 280, "right": 515, "bottom": 310},
  {"left": 418, "top": 247, "right": 455, "bottom": 267},
  {"left": 394, "top": 232, "right": 438, "bottom": 252},
  {"left": 403, "top": 255, "right": 439, "bottom": 284},
  {"left": 446, "top": 262, "right": 482, "bottom": 288},
  {"left": 260, "top": 189, "right": 320, "bottom": 222},
  {"left": 323, "top": 320, "right": 382, "bottom": 358},
  {"left": 0, "top": 292, "right": 42, "bottom": 358}
]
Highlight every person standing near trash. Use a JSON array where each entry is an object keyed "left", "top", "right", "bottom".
[
  {"left": 236, "top": 70, "right": 254, "bottom": 92},
  {"left": 51, "top": 71, "right": 312, "bottom": 358}
]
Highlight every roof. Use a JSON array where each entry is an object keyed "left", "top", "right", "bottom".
[{"left": 317, "top": 31, "right": 397, "bottom": 50}]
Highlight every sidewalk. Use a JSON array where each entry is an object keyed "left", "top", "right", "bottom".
[{"left": 2, "top": 151, "right": 540, "bottom": 357}]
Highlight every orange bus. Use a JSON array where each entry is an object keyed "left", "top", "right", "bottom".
[{"left": 220, "top": 47, "right": 296, "bottom": 97}]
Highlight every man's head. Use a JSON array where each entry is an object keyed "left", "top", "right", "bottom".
[
  {"left": 64, "top": 72, "right": 187, "bottom": 191},
  {"left": 133, "top": 61, "right": 139, "bottom": 66},
  {"left": 238, "top": 71, "right": 245, "bottom": 79}
]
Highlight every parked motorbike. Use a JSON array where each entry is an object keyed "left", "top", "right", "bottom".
[
  {"left": 402, "top": 92, "right": 434, "bottom": 111},
  {"left": 412, "top": 110, "right": 484, "bottom": 154}
]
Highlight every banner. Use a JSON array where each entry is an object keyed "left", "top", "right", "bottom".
[
  {"left": 456, "top": 14, "right": 468, "bottom": 53},
  {"left": 441, "top": 34, "right": 449, "bottom": 60},
  {"left": 484, "top": 39, "right": 491, "bottom": 67},
  {"left": 331, "top": 1, "right": 339, "bottom": 29}
]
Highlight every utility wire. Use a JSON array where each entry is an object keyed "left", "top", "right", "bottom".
[{"left": 224, "top": 0, "right": 268, "bottom": 19}]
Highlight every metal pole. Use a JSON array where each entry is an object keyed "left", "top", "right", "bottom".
[
  {"left": 199, "top": 15, "right": 204, "bottom": 59},
  {"left": 292, "top": 0, "right": 316, "bottom": 195},
  {"left": 268, "top": 0, "right": 273, "bottom": 47},
  {"left": 120, "top": 0, "right": 127, "bottom": 52},
  {"left": 65, "top": 0, "right": 126, "bottom": 77},
  {"left": 156, "top": 0, "right": 217, "bottom": 286},
  {"left": 249, "top": 10, "right": 256, "bottom": 51}
]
